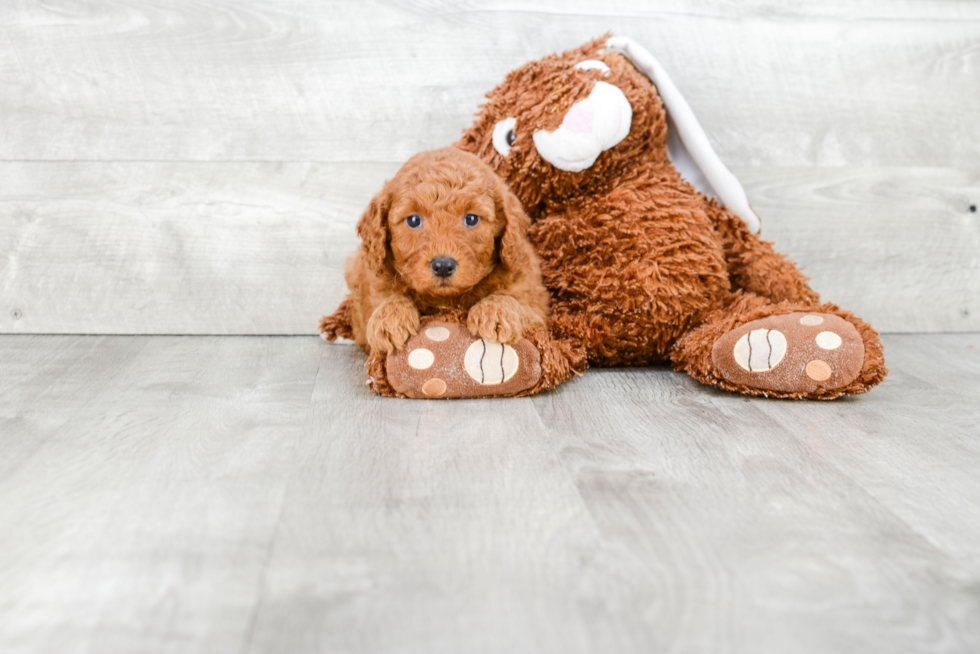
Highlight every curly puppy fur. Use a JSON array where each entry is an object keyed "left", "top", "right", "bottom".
[{"left": 320, "top": 147, "right": 549, "bottom": 355}]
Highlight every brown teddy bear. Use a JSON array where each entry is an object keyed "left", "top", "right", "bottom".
[{"left": 322, "top": 35, "right": 887, "bottom": 400}]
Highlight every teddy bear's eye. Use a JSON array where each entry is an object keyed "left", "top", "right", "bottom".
[
  {"left": 574, "top": 59, "right": 610, "bottom": 75},
  {"left": 492, "top": 117, "right": 518, "bottom": 157},
  {"left": 406, "top": 214, "right": 422, "bottom": 229},
  {"left": 464, "top": 213, "right": 480, "bottom": 227}
]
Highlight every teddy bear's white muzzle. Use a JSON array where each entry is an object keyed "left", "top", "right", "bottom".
[{"left": 532, "top": 82, "right": 632, "bottom": 173}]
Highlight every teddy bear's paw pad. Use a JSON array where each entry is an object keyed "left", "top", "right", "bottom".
[
  {"left": 711, "top": 312, "right": 864, "bottom": 394},
  {"left": 386, "top": 321, "right": 541, "bottom": 398}
]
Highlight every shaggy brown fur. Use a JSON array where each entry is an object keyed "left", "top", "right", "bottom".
[
  {"left": 449, "top": 35, "right": 886, "bottom": 399},
  {"left": 319, "top": 147, "right": 550, "bottom": 356}
]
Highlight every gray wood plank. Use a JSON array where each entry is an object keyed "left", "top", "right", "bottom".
[
  {"left": 244, "top": 355, "right": 602, "bottom": 654},
  {"left": 532, "top": 339, "right": 980, "bottom": 654},
  {"left": 2, "top": 162, "right": 976, "bottom": 334},
  {"left": 0, "top": 161, "right": 397, "bottom": 334},
  {"left": 0, "top": 335, "right": 148, "bottom": 477},
  {"left": 1, "top": 333, "right": 979, "bottom": 653},
  {"left": 757, "top": 334, "right": 980, "bottom": 565},
  {"left": 0, "top": 0, "right": 977, "bottom": 167},
  {"left": 0, "top": 335, "right": 322, "bottom": 654},
  {"left": 743, "top": 166, "right": 980, "bottom": 334},
  {"left": 2, "top": 1, "right": 978, "bottom": 335},
  {"left": 246, "top": 334, "right": 980, "bottom": 654}
]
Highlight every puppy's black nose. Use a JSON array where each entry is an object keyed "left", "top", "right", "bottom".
[{"left": 430, "top": 257, "right": 457, "bottom": 278}]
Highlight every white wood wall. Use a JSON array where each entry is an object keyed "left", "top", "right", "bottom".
[{"left": 2, "top": 0, "right": 978, "bottom": 334}]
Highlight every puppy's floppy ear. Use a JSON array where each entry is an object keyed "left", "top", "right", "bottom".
[
  {"left": 493, "top": 176, "right": 533, "bottom": 272},
  {"left": 357, "top": 182, "right": 394, "bottom": 277}
]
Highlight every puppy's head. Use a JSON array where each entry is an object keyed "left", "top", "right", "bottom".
[{"left": 357, "top": 147, "right": 531, "bottom": 297}]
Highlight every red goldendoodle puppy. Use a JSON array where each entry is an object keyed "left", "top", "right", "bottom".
[{"left": 325, "top": 147, "right": 549, "bottom": 355}]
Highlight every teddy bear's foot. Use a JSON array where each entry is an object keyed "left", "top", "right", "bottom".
[
  {"left": 711, "top": 312, "right": 865, "bottom": 396},
  {"left": 384, "top": 320, "right": 541, "bottom": 398}
]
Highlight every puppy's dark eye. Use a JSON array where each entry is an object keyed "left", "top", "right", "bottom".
[
  {"left": 506, "top": 130, "right": 516, "bottom": 146},
  {"left": 406, "top": 215, "right": 422, "bottom": 229},
  {"left": 464, "top": 214, "right": 480, "bottom": 227}
]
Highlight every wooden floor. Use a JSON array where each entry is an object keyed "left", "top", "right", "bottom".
[{"left": 1, "top": 333, "right": 978, "bottom": 653}]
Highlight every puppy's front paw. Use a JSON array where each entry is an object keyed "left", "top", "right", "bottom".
[
  {"left": 367, "top": 301, "right": 420, "bottom": 353},
  {"left": 467, "top": 296, "right": 523, "bottom": 343}
]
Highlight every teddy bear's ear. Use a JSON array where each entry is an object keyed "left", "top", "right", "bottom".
[
  {"left": 356, "top": 181, "right": 394, "bottom": 277},
  {"left": 604, "top": 36, "right": 762, "bottom": 235},
  {"left": 456, "top": 116, "right": 485, "bottom": 156}
]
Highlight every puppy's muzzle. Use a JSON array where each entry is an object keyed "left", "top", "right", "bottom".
[{"left": 430, "top": 257, "right": 457, "bottom": 278}]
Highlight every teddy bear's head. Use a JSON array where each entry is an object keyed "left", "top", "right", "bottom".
[{"left": 456, "top": 35, "right": 670, "bottom": 210}]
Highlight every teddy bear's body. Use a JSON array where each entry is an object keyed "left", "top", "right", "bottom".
[
  {"left": 322, "top": 35, "right": 887, "bottom": 400},
  {"left": 528, "top": 162, "right": 733, "bottom": 366}
]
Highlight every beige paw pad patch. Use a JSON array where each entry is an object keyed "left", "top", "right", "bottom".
[
  {"left": 732, "top": 329, "right": 787, "bottom": 372},
  {"left": 464, "top": 340, "right": 520, "bottom": 384},
  {"left": 421, "top": 378, "right": 447, "bottom": 396},
  {"left": 407, "top": 348, "right": 435, "bottom": 369},
  {"left": 386, "top": 320, "right": 541, "bottom": 399},
  {"left": 424, "top": 326, "right": 451, "bottom": 342},
  {"left": 805, "top": 360, "right": 832, "bottom": 381},
  {"left": 815, "top": 331, "right": 842, "bottom": 350},
  {"left": 712, "top": 312, "right": 865, "bottom": 395}
]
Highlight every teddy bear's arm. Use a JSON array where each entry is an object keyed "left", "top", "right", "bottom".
[{"left": 702, "top": 199, "right": 820, "bottom": 305}]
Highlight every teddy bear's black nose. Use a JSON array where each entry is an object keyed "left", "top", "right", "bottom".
[{"left": 430, "top": 257, "right": 457, "bottom": 278}]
